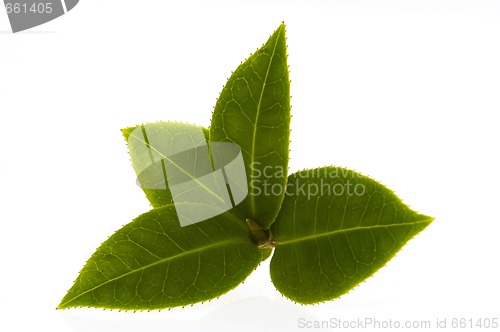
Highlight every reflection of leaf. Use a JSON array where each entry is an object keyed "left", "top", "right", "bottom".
[
  {"left": 270, "top": 167, "right": 434, "bottom": 304},
  {"left": 210, "top": 23, "right": 290, "bottom": 230},
  {"left": 58, "top": 204, "right": 262, "bottom": 310},
  {"left": 122, "top": 123, "right": 210, "bottom": 208}
]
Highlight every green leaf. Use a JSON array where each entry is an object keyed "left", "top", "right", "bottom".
[
  {"left": 269, "top": 167, "right": 433, "bottom": 304},
  {"left": 210, "top": 23, "right": 291, "bottom": 230},
  {"left": 58, "top": 204, "right": 262, "bottom": 310},
  {"left": 122, "top": 123, "right": 210, "bottom": 208},
  {"left": 59, "top": 23, "right": 435, "bottom": 311}
]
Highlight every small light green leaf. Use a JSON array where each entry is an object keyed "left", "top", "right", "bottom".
[
  {"left": 270, "top": 167, "right": 433, "bottom": 304},
  {"left": 210, "top": 23, "right": 290, "bottom": 230},
  {"left": 122, "top": 123, "right": 210, "bottom": 208},
  {"left": 123, "top": 122, "right": 249, "bottom": 227},
  {"left": 58, "top": 204, "right": 262, "bottom": 310}
]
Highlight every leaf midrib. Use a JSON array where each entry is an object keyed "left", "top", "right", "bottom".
[
  {"left": 133, "top": 128, "right": 226, "bottom": 205},
  {"left": 249, "top": 27, "right": 282, "bottom": 212},
  {"left": 59, "top": 237, "right": 245, "bottom": 308},
  {"left": 275, "top": 219, "right": 433, "bottom": 246}
]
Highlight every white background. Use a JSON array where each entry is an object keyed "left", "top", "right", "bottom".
[{"left": 1, "top": 1, "right": 499, "bottom": 331}]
